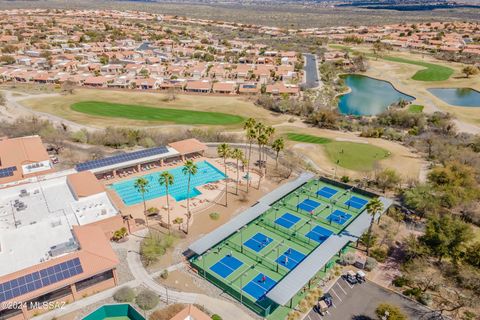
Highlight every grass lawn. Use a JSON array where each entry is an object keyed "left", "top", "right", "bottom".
[
  {"left": 71, "top": 101, "right": 244, "bottom": 125},
  {"left": 408, "top": 104, "right": 424, "bottom": 113},
  {"left": 286, "top": 133, "right": 389, "bottom": 171},
  {"left": 286, "top": 132, "right": 332, "bottom": 144},
  {"left": 381, "top": 56, "right": 454, "bottom": 81},
  {"left": 327, "top": 44, "right": 454, "bottom": 81}
]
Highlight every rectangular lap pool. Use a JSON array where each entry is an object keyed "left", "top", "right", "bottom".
[{"left": 110, "top": 160, "right": 225, "bottom": 206}]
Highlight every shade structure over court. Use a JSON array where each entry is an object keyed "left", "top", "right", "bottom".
[{"left": 188, "top": 172, "right": 315, "bottom": 255}]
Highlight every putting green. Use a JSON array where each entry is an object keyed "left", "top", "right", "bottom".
[
  {"left": 286, "top": 133, "right": 390, "bottom": 171},
  {"left": 71, "top": 101, "right": 244, "bottom": 125}
]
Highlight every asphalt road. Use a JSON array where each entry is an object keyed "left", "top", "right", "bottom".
[
  {"left": 303, "top": 53, "right": 320, "bottom": 89},
  {"left": 306, "top": 278, "right": 431, "bottom": 320}
]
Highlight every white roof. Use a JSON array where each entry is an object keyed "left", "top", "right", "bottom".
[{"left": 0, "top": 175, "right": 118, "bottom": 276}]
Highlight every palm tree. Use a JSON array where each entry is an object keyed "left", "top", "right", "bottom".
[
  {"left": 264, "top": 126, "right": 275, "bottom": 174},
  {"left": 134, "top": 177, "right": 150, "bottom": 227},
  {"left": 245, "top": 127, "right": 257, "bottom": 193},
  {"left": 257, "top": 133, "right": 268, "bottom": 189},
  {"left": 159, "top": 171, "right": 174, "bottom": 234},
  {"left": 182, "top": 160, "right": 198, "bottom": 234},
  {"left": 231, "top": 148, "right": 244, "bottom": 195},
  {"left": 255, "top": 122, "right": 266, "bottom": 165},
  {"left": 217, "top": 143, "right": 231, "bottom": 206},
  {"left": 244, "top": 118, "right": 257, "bottom": 193},
  {"left": 271, "top": 137, "right": 285, "bottom": 169},
  {"left": 365, "top": 198, "right": 384, "bottom": 255}
]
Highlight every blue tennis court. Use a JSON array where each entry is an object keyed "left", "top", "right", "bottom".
[
  {"left": 345, "top": 196, "right": 369, "bottom": 209},
  {"left": 327, "top": 209, "right": 352, "bottom": 225},
  {"left": 297, "top": 199, "right": 321, "bottom": 212},
  {"left": 275, "top": 248, "right": 306, "bottom": 270},
  {"left": 275, "top": 213, "right": 301, "bottom": 229},
  {"left": 305, "top": 225, "right": 334, "bottom": 243},
  {"left": 210, "top": 255, "right": 243, "bottom": 278},
  {"left": 242, "top": 273, "right": 277, "bottom": 301},
  {"left": 316, "top": 186, "right": 338, "bottom": 199},
  {"left": 243, "top": 233, "right": 273, "bottom": 252}
]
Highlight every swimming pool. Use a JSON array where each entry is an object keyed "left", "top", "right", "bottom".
[{"left": 110, "top": 160, "right": 225, "bottom": 206}]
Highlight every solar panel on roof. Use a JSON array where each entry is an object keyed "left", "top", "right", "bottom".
[
  {"left": 75, "top": 146, "right": 169, "bottom": 172},
  {"left": 0, "top": 166, "right": 17, "bottom": 178},
  {"left": 0, "top": 258, "right": 83, "bottom": 303}
]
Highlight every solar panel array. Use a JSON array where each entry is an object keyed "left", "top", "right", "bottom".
[
  {"left": 0, "top": 258, "right": 83, "bottom": 303},
  {"left": 75, "top": 146, "right": 169, "bottom": 172},
  {"left": 0, "top": 166, "right": 17, "bottom": 178}
]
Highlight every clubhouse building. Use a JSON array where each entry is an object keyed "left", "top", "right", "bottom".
[{"left": 0, "top": 136, "right": 208, "bottom": 320}]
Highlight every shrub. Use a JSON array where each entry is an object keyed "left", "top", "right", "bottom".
[
  {"left": 364, "top": 257, "right": 377, "bottom": 271},
  {"left": 340, "top": 175, "right": 350, "bottom": 183},
  {"left": 287, "top": 310, "right": 300, "bottom": 320},
  {"left": 340, "top": 252, "right": 356, "bottom": 265},
  {"left": 403, "top": 287, "right": 421, "bottom": 298},
  {"left": 140, "top": 232, "right": 175, "bottom": 266},
  {"left": 160, "top": 270, "right": 169, "bottom": 279},
  {"left": 149, "top": 304, "right": 186, "bottom": 320},
  {"left": 418, "top": 292, "right": 432, "bottom": 306},
  {"left": 298, "top": 299, "right": 309, "bottom": 312},
  {"left": 370, "top": 247, "right": 388, "bottom": 263},
  {"left": 209, "top": 212, "right": 220, "bottom": 220},
  {"left": 211, "top": 315, "right": 222, "bottom": 320},
  {"left": 136, "top": 289, "right": 159, "bottom": 310},
  {"left": 392, "top": 276, "right": 409, "bottom": 287},
  {"left": 113, "top": 286, "right": 135, "bottom": 303},
  {"left": 375, "top": 303, "right": 407, "bottom": 320}
]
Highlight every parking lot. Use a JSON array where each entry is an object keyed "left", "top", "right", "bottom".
[{"left": 305, "top": 277, "right": 430, "bottom": 320}]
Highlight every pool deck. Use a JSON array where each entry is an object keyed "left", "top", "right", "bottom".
[{"left": 104, "top": 157, "right": 261, "bottom": 230}]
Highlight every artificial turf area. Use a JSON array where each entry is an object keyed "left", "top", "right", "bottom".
[
  {"left": 286, "top": 133, "right": 390, "bottom": 171},
  {"left": 71, "top": 101, "right": 244, "bottom": 125},
  {"left": 190, "top": 179, "right": 371, "bottom": 317}
]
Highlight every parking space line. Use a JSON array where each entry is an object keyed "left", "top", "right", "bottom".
[
  {"left": 330, "top": 288, "right": 342, "bottom": 302},
  {"left": 336, "top": 281, "right": 347, "bottom": 294},
  {"left": 343, "top": 278, "right": 354, "bottom": 289},
  {"left": 331, "top": 301, "right": 337, "bottom": 309}
]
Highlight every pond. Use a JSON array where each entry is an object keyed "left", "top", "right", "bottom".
[
  {"left": 427, "top": 88, "right": 480, "bottom": 107},
  {"left": 338, "top": 74, "right": 415, "bottom": 115}
]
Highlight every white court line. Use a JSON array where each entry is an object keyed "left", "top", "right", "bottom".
[
  {"left": 336, "top": 281, "right": 347, "bottom": 294},
  {"left": 330, "top": 288, "right": 342, "bottom": 302}
]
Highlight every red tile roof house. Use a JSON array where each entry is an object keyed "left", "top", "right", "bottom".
[
  {"left": 184, "top": 80, "right": 212, "bottom": 93},
  {"left": 212, "top": 81, "right": 237, "bottom": 94},
  {"left": 83, "top": 76, "right": 112, "bottom": 87},
  {"left": 266, "top": 83, "right": 300, "bottom": 96},
  {"left": 135, "top": 77, "right": 161, "bottom": 90},
  {"left": 238, "top": 82, "right": 260, "bottom": 95}
]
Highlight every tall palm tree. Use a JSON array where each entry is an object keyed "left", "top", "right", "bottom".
[
  {"left": 231, "top": 148, "right": 244, "bottom": 195},
  {"left": 217, "top": 143, "right": 231, "bottom": 206},
  {"left": 264, "top": 126, "right": 275, "bottom": 174},
  {"left": 254, "top": 122, "right": 266, "bottom": 165},
  {"left": 134, "top": 177, "right": 150, "bottom": 227},
  {"left": 257, "top": 133, "right": 269, "bottom": 189},
  {"left": 159, "top": 171, "right": 174, "bottom": 234},
  {"left": 271, "top": 137, "right": 285, "bottom": 169},
  {"left": 245, "top": 127, "right": 257, "bottom": 193},
  {"left": 244, "top": 118, "right": 257, "bottom": 193},
  {"left": 365, "top": 198, "right": 384, "bottom": 255},
  {"left": 182, "top": 160, "right": 198, "bottom": 234}
]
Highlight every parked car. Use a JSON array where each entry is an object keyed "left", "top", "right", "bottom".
[
  {"left": 314, "top": 300, "right": 329, "bottom": 315},
  {"left": 321, "top": 292, "right": 333, "bottom": 307},
  {"left": 356, "top": 270, "right": 366, "bottom": 283},
  {"left": 345, "top": 270, "right": 358, "bottom": 285}
]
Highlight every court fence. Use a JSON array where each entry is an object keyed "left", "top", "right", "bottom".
[{"left": 190, "top": 262, "right": 276, "bottom": 317}]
